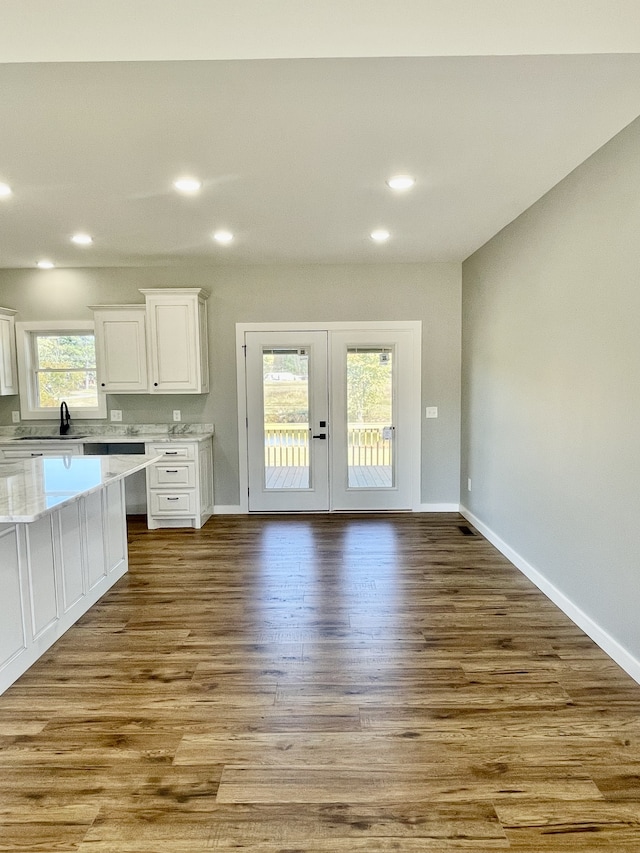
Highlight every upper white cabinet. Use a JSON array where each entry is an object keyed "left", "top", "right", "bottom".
[
  {"left": 91, "top": 288, "right": 209, "bottom": 395},
  {"left": 0, "top": 308, "right": 18, "bottom": 396},
  {"left": 141, "top": 289, "right": 209, "bottom": 394},
  {"left": 91, "top": 305, "right": 148, "bottom": 393}
]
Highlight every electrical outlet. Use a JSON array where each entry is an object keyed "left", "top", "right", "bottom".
[
  {"left": 467, "top": 478, "right": 472, "bottom": 492},
  {"left": 11, "top": 411, "right": 20, "bottom": 423},
  {"left": 425, "top": 406, "right": 438, "bottom": 419},
  {"left": 110, "top": 409, "right": 122, "bottom": 422},
  {"left": 173, "top": 410, "right": 181, "bottom": 422}
]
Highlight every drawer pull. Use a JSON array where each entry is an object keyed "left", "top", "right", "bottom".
[
  {"left": 165, "top": 451, "right": 178, "bottom": 456},
  {"left": 167, "top": 497, "right": 180, "bottom": 501},
  {"left": 165, "top": 469, "right": 179, "bottom": 473}
]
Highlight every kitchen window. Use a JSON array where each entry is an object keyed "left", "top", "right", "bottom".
[{"left": 16, "top": 321, "right": 107, "bottom": 419}]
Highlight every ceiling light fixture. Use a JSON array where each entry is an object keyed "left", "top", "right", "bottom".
[
  {"left": 71, "top": 233, "right": 93, "bottom": 245},
  {"left": 386, "top": 175, "right": 415, "bottom": 191},
  {"left": 370, "top": 229, "right": 390, "bottom": 243},
  {"left": 0, "top": 183, "right": 12, "bottom": 197},
  {"left": 173, "top": 177, "right": 202, "bottom": 194},
  {"left": 213, "top": 230, "right": 234, "bottom": 244},
  {"left": 36, "top": 260, "right": 55, "bottom": 269}
]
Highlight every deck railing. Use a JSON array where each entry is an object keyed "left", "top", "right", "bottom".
[{"left": 264, "top": 423, "right": 391, "bottom": 467}]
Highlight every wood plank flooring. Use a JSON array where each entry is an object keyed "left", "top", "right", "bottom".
[{"left": 1, "top": 512, "right": 640, "bottom": 851}]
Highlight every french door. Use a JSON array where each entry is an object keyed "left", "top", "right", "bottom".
[{"left": 243, "top": 324, "right": 419, "bottom": 512}]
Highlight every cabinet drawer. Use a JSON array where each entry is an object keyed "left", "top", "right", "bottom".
[
  {"left": 149, "top": 462, "right": 195, "bottom": 488},
  {"left": 146, "top": 443, "right": 195, "bottom": 460},
  {"left": 2, "top": 445, "right": 82, "bottom": 459},
  {"left": 149, "top": 491, "right": 196, "bottom": 516}
]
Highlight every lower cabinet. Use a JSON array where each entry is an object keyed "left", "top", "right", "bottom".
[
  {"left": 145, "top": 438, "right": 213, "bottom": 529},
  {"left": 0, "top": 525, "right": 27, "bottom": 677},
  {"left": 0, "top": 480, "right": 127, "bottom": 696},
  {"left": 0, "top": 443, "right": 83, "bottom": 461}
]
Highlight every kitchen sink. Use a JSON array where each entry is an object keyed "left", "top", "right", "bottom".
[{"left": 15, "top": 435, "right": 88, "bottom": 440}]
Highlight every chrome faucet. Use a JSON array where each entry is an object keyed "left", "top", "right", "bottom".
[{"left": 59, "top": 401, "right": 71, "bottom": 435}]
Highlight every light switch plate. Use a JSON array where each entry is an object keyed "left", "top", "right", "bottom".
[
  {"left": 110, "top": 409, "right": 122, "bottom": 422},
  {"left": 425, "top": 406, "right": 438, "bottom": 419},
  {"left": 11, "top": 411, "right": 20, "bottom": 423},
  {"left": 173, "top": 410, "right": 181, "bottom": 422}
]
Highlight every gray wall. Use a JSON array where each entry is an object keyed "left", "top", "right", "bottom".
[
  {"left": 462, "top": 116, "right": 640, "bottom": 661},
  {"left": 0, "top": 262, "right": 461, "bottom": 506}
]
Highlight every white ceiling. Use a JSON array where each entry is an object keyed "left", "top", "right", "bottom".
[{"left": 2, "top": 54, "right": 640, "bottom": 267}]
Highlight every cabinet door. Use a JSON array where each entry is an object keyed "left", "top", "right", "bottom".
[
  {"left": 1, "top": 444, "right": 83, "bottom": 460},
  {"left": 0, "top": 312, "right": 18, "bottom": 396},
  {"left": 25, "top": 516, "right": 58, "bottom": 639},
  {"left": 143, "top": 290, "right": 208, "bottom": 393},
  {"left": 0, "top": 525, "right": 27, "bottom": 671},
  {"left": 94, "top": 307, "right": 148, "bottom": 393},
  {"left": 84, "top": 490, "right": 108, "bottom": 590}
]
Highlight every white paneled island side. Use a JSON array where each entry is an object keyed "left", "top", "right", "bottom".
[{"left": 0, "top": 454, "right": 160, "bottom": 695}]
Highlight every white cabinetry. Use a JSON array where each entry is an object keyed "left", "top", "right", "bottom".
[
  {"left": 90, "top": 289, "right": 209, "bottom": 395},
  {"left": 91, "top": 305, "right": 148, "bottom": 393},
  {"left": 145, "top": 437, "right": 213, "bottom": 529},
  {"left": 141, "top": 289, "right": 209, "bottom": 394},
  {"left": 0, "top": 307, "right": 18, "bottom": 396},
  {"left": 0, "top": 480, "right": 127, "bottom": 696},
  {"left": 0, "top": 442, "right": 83, "bottom": 461},
  {"left": 0, "top": 525, "right": 26, "bottom": 674}
]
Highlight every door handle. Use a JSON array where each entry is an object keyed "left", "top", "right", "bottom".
[{"left": 312, "top": 433, "right": 326, "bottom": 439}]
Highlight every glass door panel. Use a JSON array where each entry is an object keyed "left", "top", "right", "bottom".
[
  {"left": 347, "top": 348, "right": 393, "bottom": 489},
  {"left": 263, "top": 348, "right": 310, "bottom": 490}
]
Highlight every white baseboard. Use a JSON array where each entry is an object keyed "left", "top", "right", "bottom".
[
  {"left": 213, "top": 504, "right": 243, "bottom": 514},
  {"left": 417, "top": 503, "right": 460, "bottom": 512},
  {"left": 460, "top": 505, "right": 640, "bottom": 685}
]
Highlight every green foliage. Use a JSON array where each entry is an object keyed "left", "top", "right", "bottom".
[
  {"left": 35, "top": 334, "right": 98, "bottom": 408},
  {"left": 261, "top": 351, "right": 392, "bottom": 425},
  {"left": 263, "top": 383, "right": 309, "bottom": 423},
  {"left": 347, "top": 352, "right": 392, "bottom": 423},
  {"left": 36, "top": 335, "right": 96, "bottom": 369}
]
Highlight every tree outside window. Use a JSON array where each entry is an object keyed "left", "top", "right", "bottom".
[{"left": 34, "top": 334, "right": 98, "bottom": 408}]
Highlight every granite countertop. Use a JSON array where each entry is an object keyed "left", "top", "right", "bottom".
[
  {"left": 0, "top": 426, "right": 214, "bottom": 446},
  {"left": 0, "top": 433, "right": 213, "bottom": 445},
  {"left": 0, "top": 454, "right": 161, "bottom": 523}
]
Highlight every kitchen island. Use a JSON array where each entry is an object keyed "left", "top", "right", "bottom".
[{"left": 0, "top": 454, "right": 159, "bottom": 695}]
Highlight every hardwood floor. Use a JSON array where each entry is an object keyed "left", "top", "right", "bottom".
[{"left": 1, "top": 512, "right": 640, "bottom": 851}]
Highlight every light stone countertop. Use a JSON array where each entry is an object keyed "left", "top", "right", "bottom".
[
  {"left": 0, "top": 432, "right": 213, "bottom": 446},
  {"left": 0, "top": 454, "right": 161, "bottom": 523},
  {"left": 0, "top": 423, "right": 214, "bottom": 445}
]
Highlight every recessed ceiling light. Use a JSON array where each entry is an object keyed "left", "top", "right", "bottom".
[
  {"left": 36, "top": 260, "right": 55, "bottom": 269},
  {"left": 370, "top": 229, "right": 390, "bottom": 243},
  {"left": 174, "top": 177, "right": 202, "bottom": 194},
  {"left": 0, "top": 183, "right": 12, "bottom": 198},
  {"left": 71, "top": 233, "right": 93, "bottom": 245},
  {"left": 213, "top": 230, "right": 234, "bottom": 244},
  {"left": 386, "top": 175, "right": 415, "bottom": 191}
]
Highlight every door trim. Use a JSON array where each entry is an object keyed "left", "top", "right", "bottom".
[{"left": 236, "top": 321, "right": 422, "bottom": 513}]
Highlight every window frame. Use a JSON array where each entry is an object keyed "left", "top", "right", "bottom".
[{"left": 16, "top": 320, "right": 107, "bottom": 420}]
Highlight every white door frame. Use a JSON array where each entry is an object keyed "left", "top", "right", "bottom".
[{"left": 236, "top": 320, "right": 422, "bottom": 513}]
